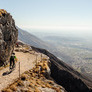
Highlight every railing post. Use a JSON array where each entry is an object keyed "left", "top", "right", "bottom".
[
  {"left": 19, "top": 62, "right": 20, "bottom": 79},
  {"left": 36, "top": 54, "right": 38, "bottom": 65},
  {"left": 41, "top": 53, "right": 42, "bottom": 61}
]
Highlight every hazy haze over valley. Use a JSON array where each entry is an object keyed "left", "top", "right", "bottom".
[{"left": 26, "top": 28, "right": 92, "bottom": 77}]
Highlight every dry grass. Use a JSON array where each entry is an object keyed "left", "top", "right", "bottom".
[
  {"left": 35, "top": 84, "right": 41, "bottom": 87},
  {"left": 31, "top": 73, "right": 35, "bottom": 77},
  {"left": 30, "top": 80, "right": 36, "bottom": 85},
  {"left": 29, "top": 83, "right": 35, "bottom": 88},
  {"left": 47, "top": 80, "right": 54, "bottom": 85},
  {"left": 34, "top": 67, "right": 40, "bottom": 73},
  {"left": 36, "top": 79, "right": 42, "bottom": 85},
  {"left": 2, "top": 89, "right": 12, "bottom": 92},
  {"left": 9, "top": 85, "right": 17, "bottom": 91},
  {"left": 0, "top": 12, "right": 2, "bottom": 16},
  {"left": 24, "top": 71, "right": 30, "bottom": 74},
  {"left": 16, "top": 80, "right": 24, "bottom": 86},
  {"left": 37, "top": 62, "right": 43, "bottom": 67},
  {"left": 21, "top": 74, "right": 28, "bottom": 81},
  {"left": 34, "top": 87, "right": 41, "bottom": 92},
  {"left": 41, "top": 70, "right": 45, "bottom": 74},
  {"left": 40, "top": 84, "right": 46, "bottom": 88},
  {"left": 45, "top": 83, "right": 52, "bottom": 88},
  {"left": 2, "top": 58, "right": 62, "bottom": 92},
  {"left": 0, "top": 9, "right": 7, "bottom": 17}
]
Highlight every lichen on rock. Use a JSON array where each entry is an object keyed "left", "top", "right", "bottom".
[{"left": 0, "top": 9, "right": 18, "bottom": 66}]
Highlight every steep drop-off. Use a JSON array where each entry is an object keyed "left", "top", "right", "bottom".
[
  {"left": 32, "top": 46, "right": 92, "bottom": 92},
  {"left": 0, "top": 9, "right": 18, "bottom": 65}
]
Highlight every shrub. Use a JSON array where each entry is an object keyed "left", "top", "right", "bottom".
[
  {"left": 2, "top": 89, "right": 12, "bottom": 92},
  {"left": 0, "top": 12, "right": 2, "bottom": 16},
  {"left": 40, "top": 84, "right": 46, "bottom": 88},
  {"left": 29, "top": 83, "right": 34, "bottom": 88},
  {"left": 10, "top": 85, "right": 17, "bottom": 91},
  {"left": 16, "top": 80, "right": 24, "bottom": 86},
  {"left": 45, "top": 83, "right": 52, "bottom": 88},
  {"left": 34, "top": 87, "right": 41, "bottom": 92},
  {"left": 36, "top": 79, "right": 41, "bottom": 85},
  {"left": 21, "top": 74, "right": 28, "bottom": 81}
]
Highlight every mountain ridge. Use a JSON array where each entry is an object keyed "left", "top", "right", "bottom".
[
  {"left": 17, "top": 26, "right": 52, "bottom": 49},
  {"left": 31, "top": 46, "right": 92, "bottom": 92},
  {"left": 18, "top": 27, "right": 92, "bottom": 79}
]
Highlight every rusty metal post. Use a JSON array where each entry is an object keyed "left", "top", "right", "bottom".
[
  {"left": 36, "top": 54, "right": 38, "bottom": 65},
  {"left": 41, "top": 53, "right": 42, "bottom": 61},
  {"left": 19, "top": 62, "right": 20, "bottom": 79}
]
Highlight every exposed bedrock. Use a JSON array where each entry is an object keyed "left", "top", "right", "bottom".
[{"left": 0, "top": 9, "right": 18, "bottom": 65}]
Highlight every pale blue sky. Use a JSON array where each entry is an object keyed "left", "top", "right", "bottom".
[{"left": 0, "top": 0, "right": 92, "bottom": 31}]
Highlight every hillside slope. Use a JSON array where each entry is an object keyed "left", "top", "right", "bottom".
[
  {"left": 1, "top": 41, "right": 92, "bottom": 92},
  {"left": 19, "top": 26, "right": 92, "bottom": 92},
  {"left": 18, "top": 27, "right": 51, "bottom": 49},
  {"left": 32, "top": 46, "right": 92, "bottom": 92},
  {"left": 17, "top": 27, "right": 92, "bottom": 80},
  {"left": 2, "top": 44, "right": 66, "bottom": 92}
]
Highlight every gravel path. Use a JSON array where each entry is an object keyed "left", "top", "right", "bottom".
[{"left": 0, "top": 51, "right": 42, "bottom": 91}]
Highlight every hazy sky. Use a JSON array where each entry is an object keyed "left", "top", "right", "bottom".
[{"left": 0, "top": 0, "right": 92, "bottom": 31}]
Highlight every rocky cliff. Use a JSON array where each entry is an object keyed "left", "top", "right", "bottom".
[{"left": 0, "top": 9, "right": 18, "bottom": 66}]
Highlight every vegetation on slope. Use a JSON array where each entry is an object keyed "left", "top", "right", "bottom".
[{"left": 2, "top": 57, "right": 65, "bottom": 92}]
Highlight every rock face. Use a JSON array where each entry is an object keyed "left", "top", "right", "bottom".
[{"left": 0, "top": 9, "right": 18, "bottom": 65}]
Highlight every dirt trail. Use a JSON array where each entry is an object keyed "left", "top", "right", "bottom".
[{"left": 0, "top": 51, "right": 44, "bottom": 91}]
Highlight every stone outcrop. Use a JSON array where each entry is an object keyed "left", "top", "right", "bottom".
[{"left": 0, "top": 9, "right": 18, "bottom": 65}]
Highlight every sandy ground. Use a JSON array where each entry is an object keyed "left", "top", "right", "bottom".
[{"left": 0, "top": 51, "right": 45, "bottom": 91}]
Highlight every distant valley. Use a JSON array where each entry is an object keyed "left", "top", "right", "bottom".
[{"left": 18, "top": 27, "right": 92, "bottom": 78}]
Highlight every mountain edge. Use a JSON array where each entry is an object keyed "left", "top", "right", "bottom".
[{"left": 31, "top": 46, "right": 92, "bottom": 92}]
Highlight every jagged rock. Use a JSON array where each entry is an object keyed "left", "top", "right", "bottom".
[{"left": 0, "top": 9, "right": 18, "bottom": 66}]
